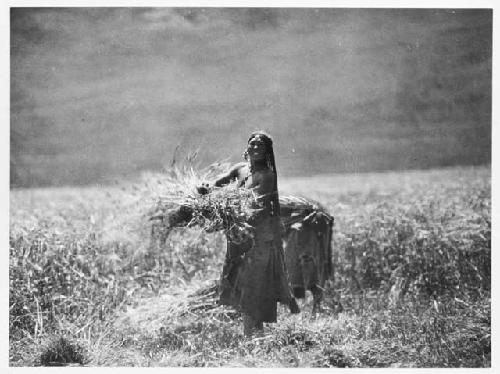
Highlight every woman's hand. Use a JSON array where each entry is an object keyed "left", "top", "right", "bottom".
[{"left": 196, "top": 182, "right": 211, "bottom": 195}]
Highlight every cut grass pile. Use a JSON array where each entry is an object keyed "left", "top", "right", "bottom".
[{"left": 147, "top": 160, "right": 258, "bottom": 244}]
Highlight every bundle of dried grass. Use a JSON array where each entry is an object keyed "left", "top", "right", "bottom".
[
  {"left": 148, "top": 162, "right": 260, "bottom": 244},
  {"left": 148, "top": 160, "right": 335, "bottom": 246},
  {"left": 279, "top": 195, "right": 329, "bottom": 228}
]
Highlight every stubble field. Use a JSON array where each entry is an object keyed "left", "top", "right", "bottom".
[{"left": 9, "top": 165, "right": 491, "bottom": 367}]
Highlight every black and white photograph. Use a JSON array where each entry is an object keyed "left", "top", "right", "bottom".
[{"left": 8, "top": 3, "right": 493, "bottom": 368}]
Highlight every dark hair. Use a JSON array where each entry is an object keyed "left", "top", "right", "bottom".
[{"left": 245, "top": 131, "right": 281, "bottom": 216}]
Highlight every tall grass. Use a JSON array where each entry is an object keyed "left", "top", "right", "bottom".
[{"left": 9, "top": 166, "right": 490, "bottom": 366}]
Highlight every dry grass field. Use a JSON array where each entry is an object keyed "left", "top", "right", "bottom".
[{"left": 9, "top": 165, "right": 490, "bottom": 367}]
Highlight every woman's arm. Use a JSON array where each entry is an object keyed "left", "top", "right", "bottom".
[{"left": 197, "top": 162, "right": 247, "bottom": 194}]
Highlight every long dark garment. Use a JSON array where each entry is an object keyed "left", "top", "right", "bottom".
[{"left": 219, "top": 214, "right": 292, "bottom": 323}]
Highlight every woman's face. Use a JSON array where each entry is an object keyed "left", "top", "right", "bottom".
[{"left": 247, "top": 135, "right": 267, "bottom": 161}]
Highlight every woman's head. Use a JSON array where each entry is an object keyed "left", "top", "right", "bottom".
[{"left": 244, "top": 131, "right": 274, "bottom": 167}]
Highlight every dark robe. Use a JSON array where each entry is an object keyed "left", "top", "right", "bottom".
[{"left": 218, "top": 174, "right": 292, "bottom": 322}]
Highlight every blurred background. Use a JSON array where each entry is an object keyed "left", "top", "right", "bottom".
[{"left": 10, "top": 8, "right": 492, "bottom": 188}]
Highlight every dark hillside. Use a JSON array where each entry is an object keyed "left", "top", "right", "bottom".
[{"left": 10, "top": 8, "right": 491, "bottom": 187}]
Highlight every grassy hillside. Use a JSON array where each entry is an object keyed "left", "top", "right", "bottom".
[
  {"left": 10, "top": 8, "right": 491, "bottom": 187},
  {"left": 9, "top": 166, "right": 490, "bottom": 366}
]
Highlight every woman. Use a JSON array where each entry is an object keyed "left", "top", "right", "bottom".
[{"left": 197, "top": 131, "right": 299, "bottom": 336}]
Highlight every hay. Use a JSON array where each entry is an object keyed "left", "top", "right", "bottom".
[
  {"left": 279, "top": 195, "right": 328, "bottom": 228},
  {"left": 148, "top": 162, "right": 260, "bottom": 244},
  {"left": 147, "top": 161, "right": 333, "bottom": 243}
]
